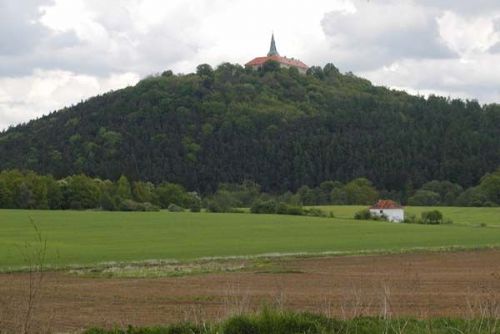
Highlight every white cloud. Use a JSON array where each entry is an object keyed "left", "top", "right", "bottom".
[
  {"left": 0, "top": 70, "right": 139, "bottom": 130},
  {"left": 437, "top": 11, "right": 500, "bottom": 56},
  {"left": 321, "top": 0, "right": 456, "bottom": 71},
  {"left": 360, "top": 54, "right": 500, "bottom": 103}
]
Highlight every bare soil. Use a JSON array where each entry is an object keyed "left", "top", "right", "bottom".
[{"left": 1, "top": 250, "right": 500, "bottom": 332}]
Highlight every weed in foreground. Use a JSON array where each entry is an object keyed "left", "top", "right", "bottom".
[{"left": 83, "top": 308, "right": 500, "bottom": 334}]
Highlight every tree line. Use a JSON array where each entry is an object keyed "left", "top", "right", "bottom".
[
  {"left": 0, "top": 168, "right": 498, "bottom": 211},
  {"left": 0, "top": 62, "right": 499, "bottom": 197}
]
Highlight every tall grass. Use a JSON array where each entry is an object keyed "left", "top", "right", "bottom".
[{"left": 84, "top": 308, "right": 499, "bottom": 334}]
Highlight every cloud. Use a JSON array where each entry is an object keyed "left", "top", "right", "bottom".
[
  {"left": 437, "top": 11, "right": 500, "bottom": 56},
  {"left": 0, "top": 70, "right": 139, "bottom": 130},
  {"left": 316, "top": 0, "right": 500, "bottom": 104},
  {"left": 360, "top": 54, "right": 500, "bottom": 103},
  {"left": 419, "top": 0, "right": 500, "bottom": 16},
  {"left": 320, "top": 0, "right": 456, "bottom": 72},
  {"left": 0, "top": 0, "right": 52, "bottom": 56}
]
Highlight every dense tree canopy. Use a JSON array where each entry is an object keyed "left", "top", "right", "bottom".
[{"left": 1, "top": 63, "right": 499, "bottom": 199}]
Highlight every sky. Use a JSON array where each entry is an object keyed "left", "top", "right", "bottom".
[{"left": 1, "top": 0, "right": 500, "bottom": 130}]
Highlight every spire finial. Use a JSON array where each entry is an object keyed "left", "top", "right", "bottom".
[{"left": 267, "top": 33, "right": 279, "bottom": 57}]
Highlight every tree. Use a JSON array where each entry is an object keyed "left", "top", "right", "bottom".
[
  {"left": 420, "top": 180, "right": 463, "bottom": 205},
  {"left": 0, "top": 179, "right": 9, "bottom": 208},
  {"left": 408, "top": 190, "right": 441, "bottom": 206},
  {"left": 456, "top": 187, "right": 489, "bottom": 207},
  {"left": 261, "top": 60, "right": 281, "bottom": 73},
  {"left": 330, "top": 187, "right": 348, "bottom": 204},
  {"left": 132, "top": 181, "right": 155, "bottom": 203},
  {"left": 116, "top": 175, "right": 132, "bottom": 200},
  {"left": 16, "top": 182, "right": 35, "bottom": 209},
  {"left": 63, "top": 175, "right": 100, "bottom": 209},
  {"left": 206, "top": 190, "right": 238, "bottom": 213},
  {"left": 196, "top": 64, "right": 214, "bottom": 77},
  {"left": 477, "top": 169, "right": 500, "bottom": 204},
  {"left": 421, "top": 210, "right": 443, "bottom": 224},
  {"left": 297, "top": 185, "right": 318, "bottom": 205},
  {"left": 344, "top": 178, "right": 379, "bottom": 205},
  {"left": 155, "top": 183, "right": 191, "bottom": 208}
]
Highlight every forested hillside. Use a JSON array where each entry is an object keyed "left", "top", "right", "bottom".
[{"left": 1, "top": 62, "right": 499, "bottom": 194}]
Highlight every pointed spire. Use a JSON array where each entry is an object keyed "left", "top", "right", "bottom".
[{"left": 267, "top": 33, "right": 279, "bottom": 57}]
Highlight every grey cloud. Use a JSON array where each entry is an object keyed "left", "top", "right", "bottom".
[
  {"left": 488, "top": 42, "right": 500, "bottom": 54},
  {"left": 0, "top": 0, "right": 204, "bottom": 77},
  {"left": 485, "top": 18, "right": 500, "bottom": 54},
  {"left": 419, "top": 0, "right": 500, "bottom": 16},
  {"left": 321, "top": 2, "right": 456, "bottom": 72},
  {"left": 0, "top": 0, "right": 53, "bottom": 55}
]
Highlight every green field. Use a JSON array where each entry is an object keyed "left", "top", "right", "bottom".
[
  {"left": 0, "top": 207, "right": 499, "bottom": 270},
  {"left": 313, "top": 206, "right": 500, "bottom": 226}
]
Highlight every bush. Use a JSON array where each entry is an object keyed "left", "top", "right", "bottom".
[
  {"left": 354, "top": 209, "right": 371, "bottom": 220},
  {"left": 100, "top": 192, "right": 118, "bottom": 211},
  {"left": 189, "top": 200, "right": 202, "bottom": 212},
  {"left": 403, "top": 214, "right": 418, "bottom": 224},
  {"left": 141, "top": 202, "right": 160, "bottom": 212},
  {"left": 168, "top": 203, "right": 184, "bottom": 212},
  {"left": 284, "top": 205, "right": 304, "bottom": 216},
  {"left": 420, "top": 210, "right": 443, "bottom": 224},
  {"left": 119, "top": 199, "right": 160, "bottom": 212},
  {"left": 303, "top": 208, "right": 327, "bottom": 217},
  {"left": 276, "top": 202, "right": 290, "bottom": 215},
  {"left": 250, "top": 199, "right": 278, "bottom": 214},
  {"left": 206, "top": 190, "right": 237, "bottom": 213}
]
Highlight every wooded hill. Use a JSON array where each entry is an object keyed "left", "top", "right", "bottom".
[{"left": 1, "top": 62, "right": 499, "bottom": 195}]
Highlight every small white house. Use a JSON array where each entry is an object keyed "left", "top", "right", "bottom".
[{"left": 369, "top": 200, "right": 404, "bottom": 223}]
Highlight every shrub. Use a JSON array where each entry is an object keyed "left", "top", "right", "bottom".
[
  {"left": 119, "top": 199, "right": 140, "bottom": 211},
  {"left": 168, "top": 203, "right": 184, "bottom": 212},
  {"left": 119, "top": 199, "right": 159, "bottom": 212},
  {"left": 420, "top": 210, "right": 443, "bottom": 224},
  {"left": 100, "top": 192, "right": 118, "bottom": 211},
  {"left": 250, "top": 199, "right": 277, "bottom": 214},
  {"left": 206, "top": 190, "right": 237, "bottom": 213},
  {"left": 250, "top": 200, "right": 307, "bottom": 216},
  {"left": 141, "top": 202, "right": 160, "bottom": 212},
  {"left": 303, "top": 208, "right": 327, "bottom": 217},
  {"left": 403, "top": 214, "right": 418, "bottom": 224},
  {"left": 354, "top": 209, "right": 371, "bottom": 220},
  {"left": 276, "top": 202, "right": 290, "bottom": 215},
  {"left": 285, "top": 205, "right": 304, "bottom": 216},
  {"left": 189, "top": 200, "right": 202, "bottom": 212}
]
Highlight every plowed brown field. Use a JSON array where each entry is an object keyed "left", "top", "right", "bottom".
[{"left": 1, "top": 250, "right": 500, "bottom": 332}]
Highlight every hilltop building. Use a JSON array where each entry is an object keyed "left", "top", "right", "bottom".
[
  {"left": 369, "top": 200, "right": 404, "bottom": 223},
  {"left": 246, "top": 34, "right": 309, "bottom": 74}
]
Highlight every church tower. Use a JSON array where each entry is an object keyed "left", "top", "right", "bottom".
[{"left": 267, "top": 34, "right": 279, "bottom": 57}]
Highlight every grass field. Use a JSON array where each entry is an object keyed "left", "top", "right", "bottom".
[
  {"left": 0, "top": 207, "right": 499, "bottom": 270},
  {"left": 313, "top": 206, "right": 500, "bottom": 226}
]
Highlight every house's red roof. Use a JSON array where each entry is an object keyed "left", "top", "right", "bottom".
[
  {"left": 370, "top": 200, "right": 403, "bottom": 210},
  {"left": 245, "top": 55, "right": 309, "bottom": 69}
]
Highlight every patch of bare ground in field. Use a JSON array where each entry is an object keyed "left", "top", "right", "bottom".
[{"left": 1, "top": 250, "right": 500, "bottom": 332}]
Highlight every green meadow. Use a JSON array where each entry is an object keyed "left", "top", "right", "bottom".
[
  {"left": 313, "top": 205, "right": 500, "bottom": 226},
  {"left": 0, "top": 207, "right": 499, "bottom": 270}
]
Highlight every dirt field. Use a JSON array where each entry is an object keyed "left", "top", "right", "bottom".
[{"left": 1, "top": 250, "right": 500, "bottom": 332}]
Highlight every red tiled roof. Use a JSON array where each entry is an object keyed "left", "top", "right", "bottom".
[
  {"left": 245, "top": 55, "right": 309, "bottom": 69},
  {"left": 370, "top": 200, "right": 403, "bottom": 210}
]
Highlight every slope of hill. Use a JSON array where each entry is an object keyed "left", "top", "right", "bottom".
[{"left": 0, "top": 63, "right": 499, "bottom": 193}]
